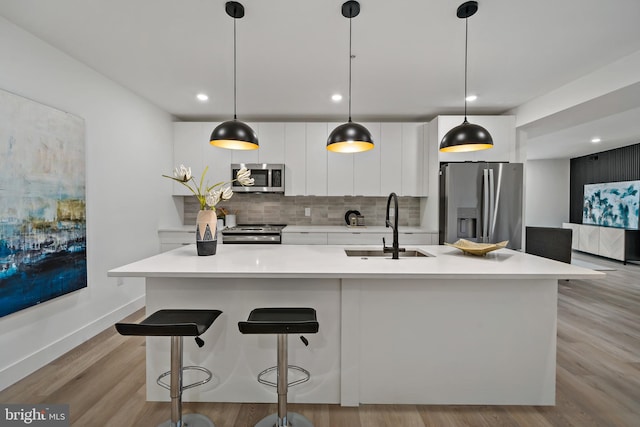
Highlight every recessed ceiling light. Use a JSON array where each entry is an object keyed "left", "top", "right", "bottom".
[
  {"left": 591, "top": 137, "right": 601, "bottom": 143},
  {"left": 331, "top": 94, "right": 343, "bottom": 102},
  {"left": 196, "top": 93, "right": 209, "bottom": 102},
  {"left": 465, "top": 95, "right": 477, "bottom": 102}
]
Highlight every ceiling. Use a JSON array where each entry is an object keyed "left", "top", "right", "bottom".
[{"left": 1, "top": 0, "right": 640, "bottom": 159}]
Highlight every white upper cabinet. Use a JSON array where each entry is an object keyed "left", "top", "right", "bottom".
[
  {"left": 306, "top": 123, "right": 328, "bottom": 196},
  {"left": 231, "top": 122, "right": 260, "bottom": 164},
  {"left": 284, "top": 123, "right": 306, "bottom": 196},
  {"left": 173, "top": 122, "right": 232, "bottom": 195},
  {"left": 202, "top": 122, "right": 232, "bottom": 188},
  {"left": 436, "top": 115, "right": 516, "bottom": 163},
  {"left": 380, "top": 123, "right": 403, "bottom": 196},
  {"left": 327, "top": 122, "right": 354, "bottom": 196},
  {"left": 401, "top": 122, "right": 427, "bottom": 196},
  {"left": 174, "top": 121, "right": 430, "bottom": 197},
  {"left": 353, "top": 122, "right": 381, "bottom": 196},
  {"left": 172, "top": 123, "right": 205, "bottom": 195},
  {"left": 257, "top": 122, "right": 285, "bottom": 164}
]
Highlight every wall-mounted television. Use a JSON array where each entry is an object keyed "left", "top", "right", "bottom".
[{"left": 583, "top": 180, "right": 639, "bottom": 229}]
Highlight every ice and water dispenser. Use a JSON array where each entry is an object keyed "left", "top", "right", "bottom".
[{"left": 457, "top": 207, "right": 478, "bottom": 239}]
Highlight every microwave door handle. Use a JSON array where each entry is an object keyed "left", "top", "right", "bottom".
[{"left": 482, "top": 169, "right": 489, "bottom": 242}]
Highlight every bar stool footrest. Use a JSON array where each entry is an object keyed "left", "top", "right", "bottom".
[
  {"left": 157, "top": 365, "right": 213, "bottom": 391},
  {"left": 257, "top": 365, "right": 310, "bottom": 388}
]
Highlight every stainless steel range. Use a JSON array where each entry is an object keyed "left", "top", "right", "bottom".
[{"left": 221, "top": 224, "right": 287, "bottom": 244}]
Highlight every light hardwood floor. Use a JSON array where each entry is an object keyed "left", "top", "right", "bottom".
[{"left": 1, "top": 251, "right": 639, "bottom": 426}]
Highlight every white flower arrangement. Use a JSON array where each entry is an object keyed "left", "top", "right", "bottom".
[{"left": 163, "top": 164, "right": 254, "bottom": 210}]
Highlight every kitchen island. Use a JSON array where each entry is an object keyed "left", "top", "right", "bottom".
[{"left": 108, "top": 244, "right": 602, "bottom": 406}]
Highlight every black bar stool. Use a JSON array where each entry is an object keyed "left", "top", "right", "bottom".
[
  {"left": 116, "top": 309, "right": 222, "bottom": 427},
  {"left": 238, "top": 307, "right": 319, "bottom": 427}
]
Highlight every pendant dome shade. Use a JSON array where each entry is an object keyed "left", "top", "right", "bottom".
[
  {"left": 327, "top": 1, "right": 373, "bottom": 153},
  {"left": 210, "top": 1, "right": 258, "bottom": 150},
  {"left": 440, "top": 1, "right": 492, "bottom": 153},
  {"left": 439, "top": 119, "right": 493, "bottom": 153},
  {"left": 210, "top": 119, "right": 259, "bottom": 150},
  {"left": 327, "top": 121, "right": 374, "bottom": 153}
]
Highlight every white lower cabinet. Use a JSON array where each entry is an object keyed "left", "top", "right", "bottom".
[
  {"left": 164, "top": 229, "right": 436, "bottom": 248},
  {"left": 281, "top": 232, "right": 328, "bottom": 245},
  {"left": 327, "top": 232, "right": 387, "bottom": 245},
  {"left": 578, "top": 224, "right": 600, "bottom": 254},
  {"left": 282, "top": 231, "right": 435, "bottom": 245},
  {"left": 598, "top": 227, "right": 625, "bottom": 260},
  {"left": 158, "top": 230, "right": 194, "bottom": 252},
  {"left": 399, "top": 232, "right": 435, "bottom": 245},
  {"left": 562, "top": 222, "right": 639, "bottom": 262},
  {"left": 562, "top": 223, "right": 580, "bottom": 249}
]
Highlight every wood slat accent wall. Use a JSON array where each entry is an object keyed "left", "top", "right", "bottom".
[{"left": 569, "top": 143, "right": 640, "bottom": 223}]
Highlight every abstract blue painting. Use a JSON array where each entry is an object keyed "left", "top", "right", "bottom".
[
  {"left": 583, "top": 180, "right": 640, "bottom": 229},
  {"left": 0, "top": 89, "right": 86, "bottom": 318}
]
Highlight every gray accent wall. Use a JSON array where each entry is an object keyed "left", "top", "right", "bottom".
[
  {"left": 570, "top": 143, "right": 640, "bottom": 223},
  {"left": 183, "top": 194, "right": 421, "bottom": 227}
]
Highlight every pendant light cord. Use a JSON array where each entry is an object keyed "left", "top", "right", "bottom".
[
  {"left": 233, "top": 13, "right": 237, "bottom": 120},
  {"left": 463, "top": 15, "right": 468, "bottom": 121},
  {"left": 348, "top": 12, "right": 353, "bottom": 122}
]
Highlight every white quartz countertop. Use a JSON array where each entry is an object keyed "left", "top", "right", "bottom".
[
  {"left": 159, "top": 225, "right": 436, "bottom": 233},
  {"left": 158, "top": 225, "right": 195, "bottom": 232},
  {"left": 108, "top": 244, "right": 603, "bottom": 280},
  {"left": 282, "top": 225, "right": 434, "bottom": 233}
]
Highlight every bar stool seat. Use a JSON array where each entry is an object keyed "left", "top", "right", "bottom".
[
  {"left": 238, "top": 307, "right": 320, "bottom": 335},
  {"left": 116, "top": 309, "right": 222, "bottom": 427},
  {"left": 239, "top": 307, "right": 319, "bottom": 427}
]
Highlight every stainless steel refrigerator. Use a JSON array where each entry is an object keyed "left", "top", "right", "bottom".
[{"left": 439, "top": 162, "right": 523, "bottom": 249}]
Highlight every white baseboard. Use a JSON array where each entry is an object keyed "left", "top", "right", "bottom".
[{"left": 0, "top": 296, "right": 145, "bottom": 391}]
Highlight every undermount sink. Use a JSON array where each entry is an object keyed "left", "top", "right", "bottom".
[{"left": 344, "top": 249, "right": 432, "bottom": 258}]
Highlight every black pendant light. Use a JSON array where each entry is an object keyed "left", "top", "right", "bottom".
[
  {"left": 210, "top": 1, "right": 258, "bottom": 150},
  {"left": 327, "top": 1, "right": 374, "bottom": 153},
  {"left": 440, "top": 1, "right": 493, "bottom": 153}
]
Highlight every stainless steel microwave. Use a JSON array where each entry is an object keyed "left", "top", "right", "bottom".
[{"left": 231, "top": 163, "right": 285, "bottom": 193}]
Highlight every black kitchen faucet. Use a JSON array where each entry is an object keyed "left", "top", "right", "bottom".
[{"left": 383, "top": 192, "right": 406, "bottom": 259}]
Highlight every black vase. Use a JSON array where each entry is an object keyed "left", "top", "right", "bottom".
[{"left": 197, "top": 238, "right": 217, "bottom": 256}]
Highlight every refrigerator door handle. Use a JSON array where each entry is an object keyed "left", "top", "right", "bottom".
[
  {"left": 482, "top": 169, "right": 489, "bottom": 242},
  {"left": 489, "top": 168, "right": 496, "bottom": 242}
]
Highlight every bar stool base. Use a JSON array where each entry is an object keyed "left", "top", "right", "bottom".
[
  {"left": 159, "top": 413, "right": 215, "bottom": 427},
  {"left": 255, "top": 412, "right": 314, "bottom": 427}
]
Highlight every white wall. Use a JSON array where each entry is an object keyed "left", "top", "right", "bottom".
[
  {"left": 510, "top": 50, "right": 640, "bottom": 128},
  {"left": 0, "top": 16, "right": 178, "bottom": 389},
  {"left": 525, "top": 159, "right": 570, "bottom": 227}
]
